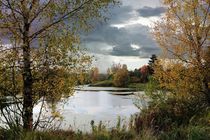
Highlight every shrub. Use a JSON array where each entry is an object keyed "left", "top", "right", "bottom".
[
  {"left": 113, "top": 68, "right": 129, "bottom": 87},
  {"left": 134, "top": 95, "right": 207, "bottom": 134}
]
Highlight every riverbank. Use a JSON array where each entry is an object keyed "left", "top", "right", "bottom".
[
  {"left": 75, "top": 86, "right": 135, "bottom": 92},
  {"left": 89, "top": 80, "right": 147, "bottom": 91}
]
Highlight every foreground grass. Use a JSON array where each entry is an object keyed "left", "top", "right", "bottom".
[
  {"left": 0, "top": 127, "right": 143, "bottom": 140},
  {"left": 1, "top": 124, "right": 210, "bottom": 140}
]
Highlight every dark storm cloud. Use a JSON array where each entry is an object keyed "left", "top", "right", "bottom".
[
  {"left": 137, "top": 6, "right": 166, "bottom": 17},
  {"left": 111, "top": 43, "right": 140, "bottom": 56},
  {"left": 81, "top": 24, "right": 160, "bottom": 57},
  {"left": 80, "top": 2, "right": 163, "bottom": 58},
  {"left": 108, "top": 6, "right": 133, "bottom": 24}
]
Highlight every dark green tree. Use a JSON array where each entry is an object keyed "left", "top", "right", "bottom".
[{"left": 148, "top": 54, "right": 157, "bottom": 75}]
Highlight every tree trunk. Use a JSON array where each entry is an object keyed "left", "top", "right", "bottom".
[
  {"left": 203, "top": 77, "right": 210, "bottom": 105},
  {"left": 22, "top": 23, "right": 33, "bottom": 131}
]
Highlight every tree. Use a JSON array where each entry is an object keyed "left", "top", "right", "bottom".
[
  {"left": 153, "top": 0, "right": 210, "bottom": 103},
  {"left": 128, "top": 69, "right": 141, "bottom": 83},
  {"left": 0, "top": 0, "right": 118, "bottom": 131},
  {"left": 140, "top": 65, "right": 149, "bottom": 83},
  {"left": 148, "top": 54, "right": 157, "bottom": 74},
  {"left": 113, "top": 64, "right": 129, "bottom": 87},
  {"left": 106, "top": 63, "right": 122, "bottom": 80},
  {"left": 148, "top": 54, "right": 157, "bottom": 67},
  {"left": 90, "top": 67, "right": 99, "bottom": 83},
  {"left": 204, "top": 46, "right": 210, "bottom": 87},
  {"left": 111, "top": 63, "right": 122, "bottom": 74},
  {"left": 133, "top": 69, "right": 141, "bottom": 78}
]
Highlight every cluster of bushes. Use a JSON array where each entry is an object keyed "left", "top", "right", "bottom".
[
  {"left": 132, "top": 77, "right": 210, "bottom": 139},
  {"left": 133, "top": 99, "right": 210, "bottom": 139}
]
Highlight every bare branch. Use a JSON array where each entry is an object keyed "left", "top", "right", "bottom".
[{"left": 29, "top": 0, "right": 92, "bottom": 40}]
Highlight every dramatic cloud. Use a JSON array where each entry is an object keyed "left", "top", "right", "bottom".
[
  {"left": 108, "top": 6, "right": 134, "bottom": 24},
  {"left": 137, "top": 6, "right": 166, "bottom": 17},
  {"left": 81, "top": 0, "right": 165, "bottom": 71},
  {"left": 81, "top": 23, "right": 159, "bottom": 57}
]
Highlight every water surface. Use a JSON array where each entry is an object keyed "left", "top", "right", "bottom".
[{"left": 34, "top": 87, "right": 140, "bottom": 131}]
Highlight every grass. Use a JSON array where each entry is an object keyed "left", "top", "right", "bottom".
[
  {"left": 0, "top": 117, "right": 154, "bottom": 140},
  {"left": 90, "top": 80, "right": 147, "bottom": 91},
  {"left": 0, "top": 120, "right": 139, "bottom": 140},
  {"left": 128, "top": 83, "right": 147, "bottom": 91},
  {"left": 0, "top": 129, "right": 138, "bottom": 140},
  {"left": 90, "top": 80, "right": 114, "bottom": 87},
  {"left": 2, "top": 124, "right": 210, "bottom": 140}
]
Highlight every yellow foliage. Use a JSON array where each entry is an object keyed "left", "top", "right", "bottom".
[
  {"left": 113, "top": 66, "right": 129, "bottom": 87},
  {"left": 153, "top": 0, "right": 210, "bottom": 100}
]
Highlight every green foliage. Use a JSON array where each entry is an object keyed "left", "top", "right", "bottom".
[
  {"left": 148, "top": 55, "right": 157, "bottom": 68},
  {"left": 157, "top": 125, "right": 210, "bottom": 140},
  {"left": 148, "top": 54, "right": 157, "bottom": 75},
  {"left": 128, "top": 83, "right": 146, "bottom": 91}
]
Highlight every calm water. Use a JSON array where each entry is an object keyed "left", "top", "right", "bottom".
[{"left": 33, "top": 87, "right": 140, "bottom": 131}]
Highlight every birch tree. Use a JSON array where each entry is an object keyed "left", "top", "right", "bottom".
[
  {"left": 153, "top": 0, "right": 210, "bottom": 103},
  {"left": 0, "top": 0, "right": 118, "bottom": 131}
]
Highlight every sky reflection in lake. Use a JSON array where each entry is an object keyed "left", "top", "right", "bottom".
[{"left": 34, "top": 90, "right": 140, "bottom": 131}]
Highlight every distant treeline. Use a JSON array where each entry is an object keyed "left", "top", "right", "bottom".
[{"left": 77, "top": 55, "right": 157, "bottom": 87}]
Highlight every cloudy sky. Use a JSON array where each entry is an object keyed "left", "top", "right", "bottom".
[{"left": 81, "top": 0, "right": 165, "bottom": 73}]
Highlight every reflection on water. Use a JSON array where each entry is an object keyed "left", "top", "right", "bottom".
[
  {"left": 34, "top": 88, "right": 140, "bottom": 131},
  {"left": 68, "top": 91, "right": 136, "bottom": 114}
]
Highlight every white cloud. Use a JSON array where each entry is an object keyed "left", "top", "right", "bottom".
[
  {"left": 111, "top": 14, "right": 162, "bottom": 29},
  {"left": 121, "top": 0, "right": 163, "bottom": 9},
  {"left": 82, "top": 42, "right": 115, "bottom": 54},
  {"left": 130, "top": 43, "right": 141, "bottom": 50},
  {"left": 100, "top": 45, "right": 114, "bottom": 51}
]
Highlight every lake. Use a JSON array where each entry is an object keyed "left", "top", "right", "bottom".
[{"left": 33, "top": 87, "right": 142, "bottom": 132}]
